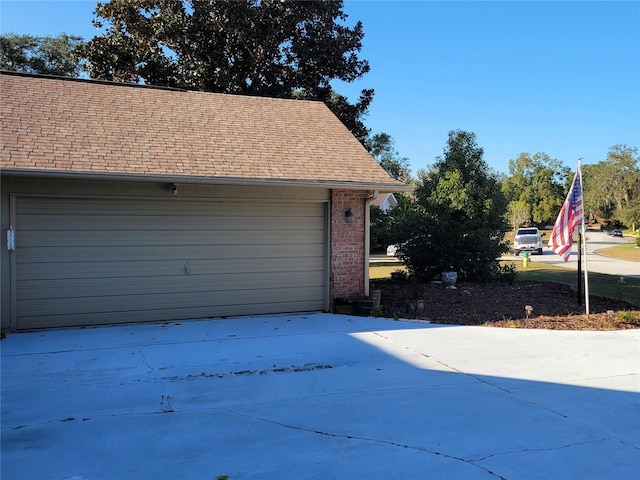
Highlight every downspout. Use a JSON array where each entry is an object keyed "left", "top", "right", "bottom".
[{"left": 364, "top": 190, "right": 379, "bottom": 296}]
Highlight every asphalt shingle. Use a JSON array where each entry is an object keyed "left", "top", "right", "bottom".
[{"left": 1, "top": 72, "right": 408, "bottom": 190}]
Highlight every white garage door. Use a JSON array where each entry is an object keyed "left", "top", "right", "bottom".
[{"left": 14, "top": 196, "right": 327, "bottom": 330}]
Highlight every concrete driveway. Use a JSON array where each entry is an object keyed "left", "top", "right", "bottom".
[{"left": 2, "top": 313, "right": 639, "bottom": 479}]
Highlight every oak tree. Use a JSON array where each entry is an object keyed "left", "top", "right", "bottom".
[
  {"left": 79, "top": 0, "right": 373, "bottom": 141},
  {"left": 365, "top": 132, "right": 411, "bottom": 183},
  {"left": 583, "top": 144, "right": 640, "bottom": 229},
  {"left": 0, "top": 33, "right": 85, "bottom": 76}
]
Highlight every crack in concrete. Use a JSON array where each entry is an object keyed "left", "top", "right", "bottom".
[
  {"left": 472, "top": 437, "right": 610, "bottom": 462},
  {"left": 1, "top": 409, "right": 183, "bottom": 432},
  {"left": 138, "top": 346, "right": 154, "bottom": 373},
  {"left": 225, "top": 407, "right": 507, "bottom": 479}
]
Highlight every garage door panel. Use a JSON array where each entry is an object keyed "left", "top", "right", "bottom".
[
  {"left": 19, "top": 284, "right": 324, "bottom": 317},
  {"left": 18, "top": 270, "right": 325, "bottom": 299},
  {"left": 14, "top": 196, "right": 327, "bottom": 329},
  {"left": 17, "top": 251, "right": 326, "bottom": 281},
  {"left": 20, "top": 213, "right": 324, "bottom": 231},
  {"left": 18, "top": 298, "right": 325, "bottom": 330},
  {"left": 18, "top": 198, "right": 324, "bottom": 218},
  {"left": 16, "top": 242, "right": 325, "bottom": 263},
  {"left": 17, "top": 229, "right": 325, "bottom": 248}
]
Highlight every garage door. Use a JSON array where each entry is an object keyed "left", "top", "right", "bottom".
[{"left": 14, "top": 196, "right": 327, "bottom": 330}]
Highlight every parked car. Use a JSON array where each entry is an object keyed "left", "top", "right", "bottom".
[
  {"left": 612, "top": 229, "right": 623, "bottom": 237},
  {"left": 513, "top": 227, "right": 545, "bottom": 255}
]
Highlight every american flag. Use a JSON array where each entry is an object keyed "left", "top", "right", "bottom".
[{"left": 548, "top": 167, "right": 584, "bottom": 262}]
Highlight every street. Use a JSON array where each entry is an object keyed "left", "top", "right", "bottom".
[{"left": 504, "top": 230, "right": 639, "bottom": 278}]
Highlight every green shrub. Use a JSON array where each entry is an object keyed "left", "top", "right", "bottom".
[
  {"left": 490, "top": 262, "right": 518, "bottom": 284},
  {"left": 618, "top": 310, "right": 640, "bottom": 324},
  {"left": 636, "top": 237, "right": 640, "bottom": 248},
  {"left": 389, "top": 130, "right": 509, "bottom": 283}
]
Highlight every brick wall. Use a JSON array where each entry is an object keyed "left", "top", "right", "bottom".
[{"left": 330, "top": 189, "right": 369, "bottom": 304}]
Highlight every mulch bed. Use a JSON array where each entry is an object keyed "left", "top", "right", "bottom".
[{"left": 368, "top": 279, "right": 640, "bottom": 330}]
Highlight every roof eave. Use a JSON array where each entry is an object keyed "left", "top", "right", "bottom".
[{"left": 0, "top": 168, "right": 414, "bottom": 193}]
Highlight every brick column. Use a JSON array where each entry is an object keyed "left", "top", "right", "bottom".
[{"left": 330, "top": 189, "right": 369, "bottom": 305}]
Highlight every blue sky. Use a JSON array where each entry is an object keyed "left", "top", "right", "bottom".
[{"left": 1, "top": 0, "right": 638, "bottom": 176}]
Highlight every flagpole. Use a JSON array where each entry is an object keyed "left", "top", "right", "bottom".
[
  {"left": 578, "top": 160, "right": 590, "bottom": 317},
  {"left": 577, "top": 231, "right": 582, "bottom": 306}
]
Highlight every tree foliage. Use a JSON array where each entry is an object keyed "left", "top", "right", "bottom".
[
  {"left": 506, "top": 200, "right": 530, "bottom": 232},
  {"left": 391, "top": 130, "right": 509, "bottom": 282},
  {"left": 365, "top": 132, "right": 411, "bottom": 183},
  {"left": 501, "top": 152, "right": 569, "bottom": 226},
  {"left": 583, "top": 144, "right": 640, "bottom": 229},
  {"left": 617, "top": 198, "right": 640, "bottom": 232},
  {"left": 0, "top": 33, "right": 85, "bottom": 76},
  {"left": 366, "top": 132, "right": 412, "bottom": 250},
  {"left": 79, "top": 0, "right": 373, "bottom": 141}
]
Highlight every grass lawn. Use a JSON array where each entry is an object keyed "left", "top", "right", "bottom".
[
  {"left": 598, "top": 243, "right": 640, "bottom": 262},
  {"left": 370, "top": 263, "right": 405, "bottom": 280},
  {"left": 503, "top": 261, "right": 640, "bottom": 307}
]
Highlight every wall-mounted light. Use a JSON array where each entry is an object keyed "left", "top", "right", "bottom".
[
  {"left": 171, "top": 184, "right": 178, "bottom": 196},
  {"left": 344, "top": 208, "right": 354, "bottom": 223}
]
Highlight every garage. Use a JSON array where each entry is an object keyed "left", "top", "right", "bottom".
[
  {"left": 13, "top": 195, "right": 327, "bottom": 330},
  {"left": 1, "top": 72, "right": 410, "bottom": 332}
]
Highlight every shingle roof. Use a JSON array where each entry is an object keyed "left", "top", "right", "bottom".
[
  {"left": 1, "top": 72, "right": 409, "bottom": 191},
  {"left": 370, "top": 192, "right": 398, "bottom": 209}
]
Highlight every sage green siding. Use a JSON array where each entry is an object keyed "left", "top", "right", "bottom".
[{"left": 10, "top": 191, "right": 327, "bottom": 330}]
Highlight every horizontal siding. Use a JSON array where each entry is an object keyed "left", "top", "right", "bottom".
[{"left": 15, "top": 196, "right": 326, "bottom": 329}]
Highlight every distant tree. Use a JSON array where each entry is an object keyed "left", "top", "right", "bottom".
[
  {"left": 0, "top": 33, "right": 85, "bottom": 76},
  {"left": 507, "top": 200, "right": 530, "bottom": 231},
  {"left": 617, "top": 198, "right": 640, "bottom": 232},
  {"left": 501, "top": 152, "right": 569, "bottom": 226},
  {"left": 365, "top": 132, "right": 412, "bottom": 183},
  {"left": 583, "top": 144, "right": 640, "bottom": 229},
  {"left": 390, "top": 130, "right": 509, "bottom": 281},
  {"left": 582, "top": 163, "right": 611, "bottom": 222},
  {"left": 79, "top": 0, "right": 373, "bottom": 142}
]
